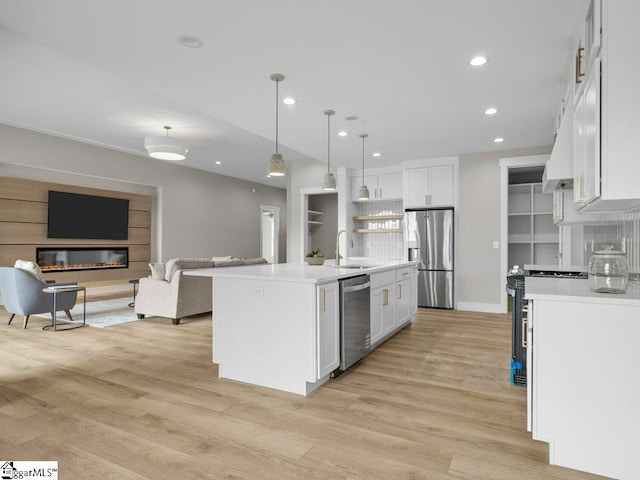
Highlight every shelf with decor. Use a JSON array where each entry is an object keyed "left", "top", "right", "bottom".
[
  {"left": 352, "top": 214, "right": 403, "bottom": 234},
  {"left": 352, "top": 228, "right": 403, "bottom": 234}
]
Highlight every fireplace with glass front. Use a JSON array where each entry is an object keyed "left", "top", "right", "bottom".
[{"left": 36, "top": 247, "right": 129, "bottom": 273}]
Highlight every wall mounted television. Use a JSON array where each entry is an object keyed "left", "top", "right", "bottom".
[{"left": 47, "top": 191, "right": 129, "bottom": 240}]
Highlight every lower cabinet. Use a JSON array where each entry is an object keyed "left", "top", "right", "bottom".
[
  {"left": 396, "top": 278, "right": 411, "bottom": 326},
  {"left": 316, "top": 282, "right": 339, "bottom": 379},
  {"left": 371, "top": 285, "right": 396, "bottom": 345}
]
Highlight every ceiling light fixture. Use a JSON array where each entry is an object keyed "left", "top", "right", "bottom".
[
  {"left": 144, "top": 126, "right": 189, "bottom": 161},
  {"left": 215, "top": 161, "right": 222, "bottom": 165},
  {"left": 358, "top": 134, "right": 370, "bottom": 201},
  {"left": 469, "top": 56, "right": 487, "bottom": 67},
  {"left": 176, "top": 34, "right": 203, "bottom": 48},
  {"left": 484, "top": 107, "right": 498, "bottom": 115},
  {"left": 268, "top": 73, "right": 286, "bottom": 177},
  {"left": 338, "top": 131, "right": 348, "bottom": 137},
  {"left": 373, "top": 152, "right": 381, "bottom": 157},
  {"left": 494, "top": 137, "right": 505, "bottom": 143},
  {"left": 322, "top": 109, "right": 336, "bottom": 191},
  {"left": 283, "top": 97, "right": 296, "bottom": 105}
]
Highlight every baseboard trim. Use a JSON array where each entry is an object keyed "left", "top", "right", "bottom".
[{"left": 456, "top": 301, "right": 506, "bottom": 314}]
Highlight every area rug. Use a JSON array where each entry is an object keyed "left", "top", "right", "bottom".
[{"left": 35, "top": 297, "right": 140, "bottom": 328}]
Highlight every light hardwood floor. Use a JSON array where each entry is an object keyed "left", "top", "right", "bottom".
[{"left": 0, "top": 304, "right": 607, "bottom": 480}]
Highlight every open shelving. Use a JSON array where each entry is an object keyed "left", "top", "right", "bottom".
[{"left": 508, "top": 182, "right": 559, "bottom": 267}]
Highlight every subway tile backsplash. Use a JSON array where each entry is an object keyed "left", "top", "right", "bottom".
[
  {"left": 352, "top": 200, "right": 404, "bottom": 260},
  {"left": 582, "top": 207, "right": 640, "bottom": 279}
]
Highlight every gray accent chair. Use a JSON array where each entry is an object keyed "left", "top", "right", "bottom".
[{"left": 0, "top": 267, "right": 78, "bottom": 329}]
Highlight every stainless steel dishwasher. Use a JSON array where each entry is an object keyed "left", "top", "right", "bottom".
[{"left": 339, "top": 274, "right": 371, "bottom": 371}]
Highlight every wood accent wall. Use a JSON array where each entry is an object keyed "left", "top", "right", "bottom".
[{"left": 0, "top": 176, "right": 152, "bottom": 283}]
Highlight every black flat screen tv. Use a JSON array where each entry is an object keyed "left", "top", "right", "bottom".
[{"left": 47, "top": 191, "right": 129, "bottom": 240}]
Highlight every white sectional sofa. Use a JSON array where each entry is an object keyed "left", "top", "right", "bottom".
[{"left": 134, "top": 256, "right": 267, "bottom": 324}]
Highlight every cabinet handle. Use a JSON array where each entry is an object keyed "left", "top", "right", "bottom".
[
  {"left": 575, "top": 46, "right": 585, "bottom": 84},
  {"left": 321, "top": 288, "right": 326, "bottom": 312},
  {"left": 522, "top": 317, "right": 528, "bottom": 348},
  {"left": 398, "top": 284, "right": 402, "bottom": 300},
  {"left": 402, "top": 272, "right": 409, "bottom": 277},
  {"left": 383, "top": 289, "right": 389, "bottom": 306}
]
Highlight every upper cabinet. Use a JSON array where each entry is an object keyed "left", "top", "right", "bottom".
[
  {"left": 572, "top": 0, "right": 640, "bottom": 211},
  {"left": 351, "top": 172, "right": 402, "bottom": 202},
  {"left": 403, "top": 164, "right": 454, "bottom": 208}
]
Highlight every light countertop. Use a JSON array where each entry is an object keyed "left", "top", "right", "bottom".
[
  {"left": 525, "top": 277, "right": 640, "bottom": 305},
  {"left": 185, "top": 259, "right": 416, "bottom": 285},
  {"left": 524, "top": 264, "right": 587, "bottom": 272}
]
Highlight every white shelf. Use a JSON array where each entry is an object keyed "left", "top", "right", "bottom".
[{"left": 508, "top": 182, "right": 559, "bottom": 267}]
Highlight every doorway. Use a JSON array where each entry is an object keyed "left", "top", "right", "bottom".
[{"left": 260, "top": 205, "right": 280, "bottom": 264}]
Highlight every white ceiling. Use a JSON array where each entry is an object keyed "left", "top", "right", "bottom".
[{"left": 0, "top": 0, "right": 587, "bottom": 189}]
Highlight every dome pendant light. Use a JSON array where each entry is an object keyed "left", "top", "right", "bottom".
[
  {"left": 357, "top": 133, "right": 370, "bottom": 200},
  {"left": 144, "top": 125, "right": 189, "bottom": 161},
  {"left": 322, "top": 109, "right": 336, "bottom": 191},
  {"left": 268, "top": 73, "right": 286, "bottom": 176}
]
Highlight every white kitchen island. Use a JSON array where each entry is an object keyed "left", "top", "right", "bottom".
[
  {"left": 187, "top": 260, "right": 417, "bottom": 396},
  {"left": 525, "top": 277, "right": 640, "bottom": 480}
]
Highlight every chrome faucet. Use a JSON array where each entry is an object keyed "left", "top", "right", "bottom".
[{"left": 335, "top": 229, "right": 354, "bottom": 266}]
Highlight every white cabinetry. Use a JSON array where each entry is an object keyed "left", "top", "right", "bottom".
[
  {"left": 508, "top": 183, "right": 559, "bottom": 267},
  {"left": 351, "top": 173, "right": 402, "bottom": 202},
  {"left": 572, "top": 0, "right": 640, "bottom": 211},
  {"left": 553, "top": 189, "right": 605, "bottom": 225},
  {"left": 410, "top": 265, "right": 418, "bottom": 316},
  {"left": 316, "top": 282, "right": 339, "bottom": 379},
  {"left": 370, "top": 265, "right": 416, "bottom": 347},
  {"left": 370, "top": 270, "right": 397, "bottom": 345},
  {"left": 403, "top": 165, "right": 454, "bottom": 208},
  {"left": 528, "top": 296, "right": 640, "bottom": 479},
  {"left": 396, "top": 267, "right": 411, "bottom": 327}
]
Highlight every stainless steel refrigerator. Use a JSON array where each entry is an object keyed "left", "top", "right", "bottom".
[{"left": 405, "top": 208, "right": 454, "bottom": 309}]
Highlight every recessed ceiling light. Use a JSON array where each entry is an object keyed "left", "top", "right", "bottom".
[
  {"left": 282, "top": 97, "right": 296, "bottom": 105},
  {"left": 373, "top": 152, "right": 381, "bottom": 157},
  {"left": 338, "top": 131, "right": 348, "bottom": 137},
  {"left": 485, "top": 107, "right": 498, "bottom": 115},
  {"left": 494, "top": 137, "right": 504, "bottom": 143},
  {"left": 215, "top": 161, "right": 222, "bottom": 165},
  {"left": 469, "top": 56, "right": 487, "bottom": 67},
  {"left": 177, "top": 34, "right": 203, "bottom": 48}
]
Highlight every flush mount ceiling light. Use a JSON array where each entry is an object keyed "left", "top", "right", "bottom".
[
  {"left": 358, "top": 133, "right": 370, "bottom": 201},
  {"left": 144, "top": 126, "right": 189, "bottom": 161},
  {"left": 484, "top": 107, "right": 498, "bottom": 115},
  {"left": 469, "top": 55, "right": 487, "bottom": 67},
  {"left": 322, "top": 109, "right": 336, "bottom": 191},
  {"left": 267, "top": 73, "right": 286, "bottom": 177},
  {"left": 176, "top": 34, "right": 203, "bottom": 48}
]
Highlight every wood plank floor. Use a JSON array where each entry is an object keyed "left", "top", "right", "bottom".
[{"left": 0, "top": 304, "right": 608, "bottom": 480}]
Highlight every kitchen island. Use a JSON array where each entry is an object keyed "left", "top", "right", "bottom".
[
  {"left": 187, "top": 260, "right": 418, "bottom": 396},
  {"left": 525, "top": 277, "right": 640, "bottom": 480}
]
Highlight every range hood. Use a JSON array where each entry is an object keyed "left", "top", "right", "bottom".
[{"left": 542, "top": 95, "right": 574, "bottom": 193}]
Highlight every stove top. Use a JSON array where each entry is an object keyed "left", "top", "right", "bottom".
[{"left": 526, "top": 269, "right": 588, "bottom": 279}]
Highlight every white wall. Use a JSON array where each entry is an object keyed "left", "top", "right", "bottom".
[
  {"left": 457, "top": 147, "right": 551, "bottom": 311},
  {"left": 0, "top": 124, "right": 286, "bottom": 263}
]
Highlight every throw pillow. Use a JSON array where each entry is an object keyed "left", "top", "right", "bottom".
[
  {"left": 14, "top": 259, "right": 45, "bottom": 282},
  {"left": 241, "top": 257, "right": 268, "bottom": 266},
  {"left": 212, "top": 256, "right": 234, "bottom": 262},
  {"left": 149, "top": 263, "right": 165, "bottom": 280},
  {"left": 164, "top": 258, "right": 214, "bottom": 281}
]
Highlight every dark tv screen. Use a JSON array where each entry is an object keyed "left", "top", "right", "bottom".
[{"left": 47, "top": 191, "right": 129, "bottom": 240}]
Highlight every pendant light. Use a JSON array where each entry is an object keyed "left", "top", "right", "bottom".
[
  {"left": 322, "top": 109, "right": 336, "bottom": 190},
  {"left": 357, "top": 133, "right": 370, "bottom": 200},
  {"left": 144, "top": 126, "right": 189, "bottom": 161},
  {"left": 268, "top": 73, "right": 286, "bottom": 176}
]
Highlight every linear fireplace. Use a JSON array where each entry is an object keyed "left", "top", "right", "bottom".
[{"left": 36, "top": 247, "right": 129, "bottom": 273}]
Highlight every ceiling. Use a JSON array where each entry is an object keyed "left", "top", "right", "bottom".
[{"left": 0, "top": 0, "right": 587, "bottom": 189}]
